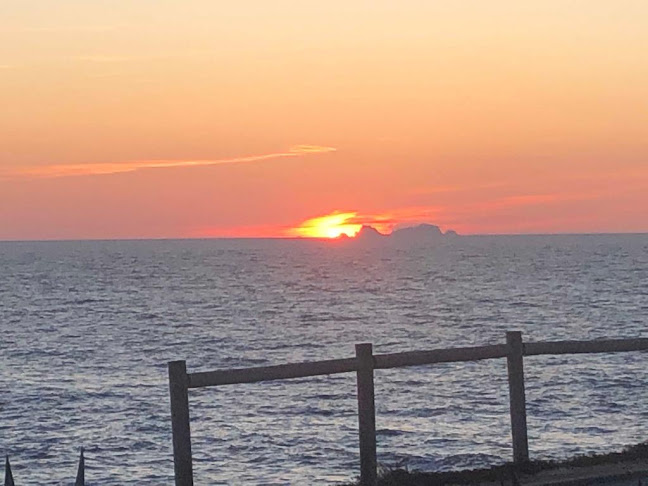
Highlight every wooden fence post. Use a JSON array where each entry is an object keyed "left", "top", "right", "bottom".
[
  {"left": 506, "top": 331, "right": 529, "bottom": 464},
  {"left": 355, "top": 343, "right": 377, "bottom": 486},
  {"left": 169, "top": 360, "right": 194, "bottom": 486}
]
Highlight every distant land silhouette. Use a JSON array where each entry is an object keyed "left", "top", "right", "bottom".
[{"left": 338, "top": 223, "right": 459, "bottom": 244}]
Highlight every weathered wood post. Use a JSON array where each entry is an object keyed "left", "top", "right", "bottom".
[
  {"left": 169, "top": 360, "right": 194, "bottom": 486},
  {"left": 355, "top": 343, "right": 377, "bottom": 486},
  {"left": 506, "top": 331, "right": 529, "bottom": 464}
]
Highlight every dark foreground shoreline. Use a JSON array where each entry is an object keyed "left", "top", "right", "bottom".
[{"left": 343, "top": 442, "right": 648, "bottom": 485}]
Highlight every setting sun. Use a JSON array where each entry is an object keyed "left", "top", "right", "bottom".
[{"left": 289, "top": 212, "right": 362, "bottom": 239}]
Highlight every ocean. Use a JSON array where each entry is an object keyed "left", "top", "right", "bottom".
[{"left": 1, "top": 234, "right": 647, "bottom": 485}]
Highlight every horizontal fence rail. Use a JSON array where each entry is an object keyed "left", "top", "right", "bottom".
[
  {"left": 169, "top": 334, "right": 648, "bottom": 486},
  {"left": 187, "top": 339, "right": 648, "bottom": 389},
  {"left": 188, "top": 357, "right": 357, "bottom": 388},
  {"left": 374, "top": 343, "right": 509, "bottom": 369},
  {"left": 524, "top": 338, "right": 648, "bottom": 356}
]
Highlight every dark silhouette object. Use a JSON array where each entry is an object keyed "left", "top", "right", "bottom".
[
  {"left": 169, "top": 360, "right": 194, "bottom": 486},
  {"left": 3, "top": 452, "right": 85, "bottom": 486},
  {"left": 507, "top": 331, "right": 530, "bottom": 464},
  {"left": 75, "top": 448, "right": 85, "bottom": 486},
  {"left": 391, "top": 223, "right": 444, "bottom": 241},
  {"left": 348, "top": 223, "right": 460, "bottom": 246},
  {"left": 355, "top": 343, "right": 377, "bottom": 486},
  {"left": 4, "top": 456, "right": 15, "bottom": 486},
  {"left": 354, "top": 225, "right": 385, "bottom": 241}
]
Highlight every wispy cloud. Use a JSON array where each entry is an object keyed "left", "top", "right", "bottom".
[
  {"left": 2, "top": 145, "right": 336, "bottom": 180},
  {"left": 74, "top": 55, "right": 143, "bottom": 64},
  {"left": 476, "top": 192, "right": 601, "bottom": 211},
  {"left": 408, "top": 182, "right": 506, "bottom": 197},
  {"left": 0, "top": 25, "right": 123, "bottom": 34}
]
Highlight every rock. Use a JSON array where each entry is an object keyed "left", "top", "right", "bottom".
[
  {"left": 391, "top": 224, "right": 444, "bottom": 241},
  {"left": 355, "top": 225, "right": 386, "bottom": 241}
]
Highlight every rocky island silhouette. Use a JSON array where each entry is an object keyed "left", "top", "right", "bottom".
[{"left": 337, "top": 223, "right": 459, "bottom": 244}]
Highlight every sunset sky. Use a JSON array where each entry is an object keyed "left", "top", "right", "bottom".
[{"left": 1, "top": 1, "right": 647, "bottom": 240}]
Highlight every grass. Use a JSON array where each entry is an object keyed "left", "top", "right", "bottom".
[{"left": 342, "top": 441, "right": 648, "bottom": 485}]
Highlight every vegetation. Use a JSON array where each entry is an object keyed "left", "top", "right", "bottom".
[{"left": 343, "top": 442, "right": 648, "bottom": 485}]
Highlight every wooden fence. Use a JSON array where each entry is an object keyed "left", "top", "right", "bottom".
[{"left": 168, "top": 332, "right": 648, "bottom": 486}]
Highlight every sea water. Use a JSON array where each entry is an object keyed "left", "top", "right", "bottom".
[{"left": 1, "top": 235, "right": 647, "bottom": 484}]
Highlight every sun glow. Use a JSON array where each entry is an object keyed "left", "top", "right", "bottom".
[{"left": 289, "top": 211, "right": 362, "bottom": 239}]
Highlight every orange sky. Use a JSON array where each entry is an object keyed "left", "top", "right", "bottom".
[{"left": 1, "top": 1, "right": 647, "bottom": 240}]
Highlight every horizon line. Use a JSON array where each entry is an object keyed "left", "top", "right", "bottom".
[{"left": 1, "top": 231, "right": 647, "bottom": 244}]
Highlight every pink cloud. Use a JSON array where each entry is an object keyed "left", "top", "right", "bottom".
[{"left": 1, "top": 145, "right": 336, "bottom": 180}]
